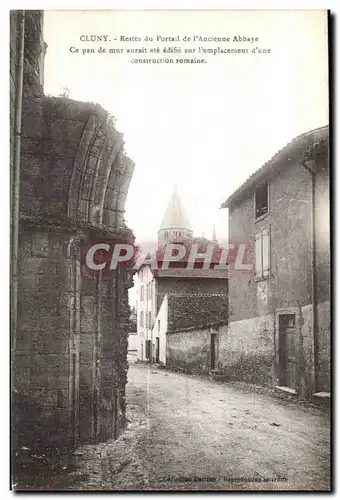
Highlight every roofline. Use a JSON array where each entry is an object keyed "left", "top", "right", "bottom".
[
  {"left": 151, "top": 271, "right": 229, "bottom": 280},
  {"left": 157, "top": 226, "right": 193, "bottom": 233},
  {"left": 166, "top": 292, "right": 228, "bottom": 297},
  {"left": 220, "top": 125, "right": 329, "bottom": 209}
]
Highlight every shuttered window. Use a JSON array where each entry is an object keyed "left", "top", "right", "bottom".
[
  {"left": 255, "top": 232, "right": 262, "bottom": 279},
  {"left": 262, "top": 228, "right": 270, "bottom": 278},
  {"left": 255, "top": 227, "right": 270, "bottom": 280}
]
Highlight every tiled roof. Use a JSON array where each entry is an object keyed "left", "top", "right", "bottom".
[{"left": 221, "top": 125, "right": 329, "bottom": 209}]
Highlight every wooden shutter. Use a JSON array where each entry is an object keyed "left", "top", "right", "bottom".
[
  {"left": 262, "top": 228, "right": 270, "bottom": 278},
  {"left": 255, "top": 232, "right": 262, "bottom": 278}
]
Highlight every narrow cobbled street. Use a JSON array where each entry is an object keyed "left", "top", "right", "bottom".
[{"left": 67, "top": 361, "right": 330, "bottom": 491}]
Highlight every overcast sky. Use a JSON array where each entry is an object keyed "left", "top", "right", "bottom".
[{"left": 43, "top": 9, "right": 328, "bottom": 244}]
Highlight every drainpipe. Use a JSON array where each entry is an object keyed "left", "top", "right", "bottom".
[
  {"left": 11, "top": 11, "right": 25, "bottom": 355},
  {"left": 300, "top": 159, "right": 318, "bottom": 393}
]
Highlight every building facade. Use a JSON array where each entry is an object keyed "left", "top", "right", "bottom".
[{"left": 219, "top": 126, "right": 330, "bottom": 397}]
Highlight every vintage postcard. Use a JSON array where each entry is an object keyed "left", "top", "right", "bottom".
[{"left": 10, "top": 9, "right": 330, "bottom": 491}]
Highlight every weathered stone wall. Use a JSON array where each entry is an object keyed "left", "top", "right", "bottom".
[
  {"left": 218, "top": 316, "right": 274, "bottom": 386},
  {"left": 167, "top": 293, "right": 228, "bottom": 332},
  {"left": 316, "top": 301, "right": 331, "bottom": 392},
  {"left": 156, "top": 277, "right": 228, "bottom": 315},
  {"left": 14, "top": 228, "right": 80, "bottom": 450},
  {"left": 315, "top": 156, "right": 331, "bottom": 392},
  {"left": 228, "top": 161, "right": 313, "bottom": 324},
  {"left": 166, "top": 328, "right": 211, "bottom": 374},
  {"left": 12, "top": 10, "right": 135, "bottom": 463},
  {"left": 219, "top": 304, "right": 317, "bottom": 395}
]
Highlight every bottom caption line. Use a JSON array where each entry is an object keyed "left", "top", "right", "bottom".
[{"left": 160, "top": 476, "right": 288, "bottom": 484}]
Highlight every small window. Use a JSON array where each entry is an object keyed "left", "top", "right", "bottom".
[
  {"left": 255, "top": 182, "right": 269, "bottom": 219},
  {"left": 140, "top": 285, "right": 144, "bottom": 301},
  {"left": 279, "top": 314, "right": 296, "bottom": 329},
  {"left": 158, "top": 319, "right": 160, "bottom": 333},
  {"left": 140, "top": 311, "right": 144, "bottom": 327},
  {"left": 255, "top": 227, "right": 270, "bottom": 280}
]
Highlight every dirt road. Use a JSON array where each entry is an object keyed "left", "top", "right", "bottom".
[
  {"left": 66, "top": 361, "right": 330, "bottom": 491},
  {"left": 125, "top": 362, "right": 330, "bottom": 491}
]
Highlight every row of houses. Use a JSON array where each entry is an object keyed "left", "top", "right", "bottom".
[{"left": 132, "top": 125, "right": 330, "bottom": 399}]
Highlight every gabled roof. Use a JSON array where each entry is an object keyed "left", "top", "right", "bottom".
[
  {"left": 221, "top": 125, "right": 329, "bottom": 209},
  {"left": 159, "top": 186, "right": 192, "bottom": 232}
]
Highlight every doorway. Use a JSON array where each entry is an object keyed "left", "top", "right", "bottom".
[
  {"left": 156, "top": 337, "right": 160, "bottom": 363},
  {"left": 210, "top": 333, "right": 218, "bottom": 370},
  {"left": 278, "top": 314, "right": 297, "bottom": 390}
]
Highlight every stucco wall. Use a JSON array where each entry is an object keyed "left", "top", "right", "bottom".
[
  {"left": 218, "top": 316, "right": 274, "bottom": 386},
  {"left": 128, "top": 333, "right": 140, "bottom": 353},
  {"left": 227, "top": 154, "right": 330, "bottom": 394},
  {"left": 166, "top": 328, "right": 211, "bottom": 374},
  {"left": 152, "top": 294, "right": 168, "bottom": 364},
  {"left": 136, "top": 265, "right": 156, "bottom": 343},
  {"left": 228, "top": 161, "right": 313, "bottom": 324}
]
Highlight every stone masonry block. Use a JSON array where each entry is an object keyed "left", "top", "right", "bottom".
[
  {"left": 26, "top": 328, "right": 69, "bottom": 356},
  {"left": 21, "top": 113, "right": 43, "bottom": 139},
  {"left": 30, "top": 389, "right": 58, "bottom": 407},
  {"left": 19, "top": 311, "right": 70, "bottom": 332},
  {"left": 80, "top": 334, "right": 94, "bottom": 363},
  {"left": 30, "top": 354, "right": 69, "bottom": 390},
  {"left": 20, "top": 257, "right": 57, "bottom": 276},
  {"left": 31, "top": 233, "right": 49, "bottom": 257}
]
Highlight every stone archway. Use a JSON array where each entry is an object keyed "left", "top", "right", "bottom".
[{"left": 12, "top": 11, "right": 136, "bottom": 459}]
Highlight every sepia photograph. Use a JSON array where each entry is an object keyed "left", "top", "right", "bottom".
[{"left": 10, "top": 7, "right": 331, "bottom": 491}]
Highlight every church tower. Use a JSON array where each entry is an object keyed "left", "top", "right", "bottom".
[
  {"left": 212, "top": 225, "right": 218, "bottom": 244},
  {"left": 158, "top": 187, "right": 193, "bottom": 245}
]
